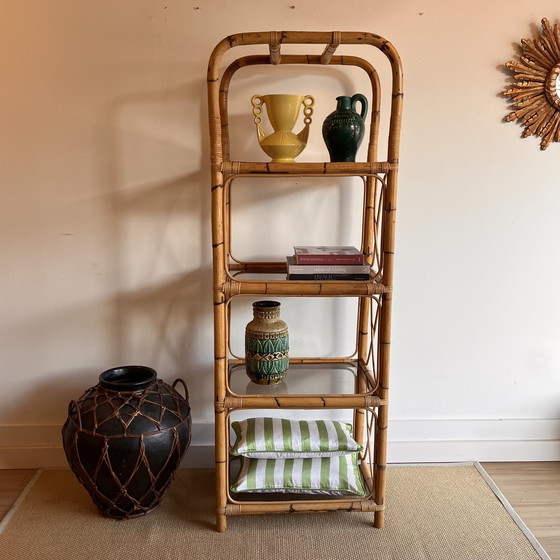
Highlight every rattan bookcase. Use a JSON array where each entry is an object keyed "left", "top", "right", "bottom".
[{"left": 207, "top": 31, "right": 403, "bottom": 532}]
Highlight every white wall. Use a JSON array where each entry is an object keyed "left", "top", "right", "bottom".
[{"left": 1, "top": 0, "right": 559, "bottom": 468}]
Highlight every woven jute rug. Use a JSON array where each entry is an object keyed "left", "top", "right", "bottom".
[{"left": 0, "top": 464, "right": 550, "bottom": 560}]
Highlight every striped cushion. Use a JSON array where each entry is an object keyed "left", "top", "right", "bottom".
[
  {"left": 230, "top": 454, "right": 366, "bottom": 495},
  {"left": 230, "top": 417, "right": 362, "bottom": 458}
]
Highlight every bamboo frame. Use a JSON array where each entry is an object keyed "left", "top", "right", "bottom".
[{"left": 208, "top": 31, "right": 403, "bottom": 532}]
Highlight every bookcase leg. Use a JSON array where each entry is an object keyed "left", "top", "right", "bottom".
[
  {"left": 216, "top": 512, "right": 227, "bottom": 532},
  {"left": 374, "top": 405, "right": 388, "bottom": 529},
  {"left": 215, "top": 407, "right": 228, "bottom": 532},
  {"left": 374, "top": 289, "right": 391, "bottom": 529},
  {"left": 215, "top": 450, "right": 228, "bottom": 532}
]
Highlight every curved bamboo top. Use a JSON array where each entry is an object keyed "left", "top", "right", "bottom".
[{"left": 207, "top": 31, "right": 403, "bottom": 94}]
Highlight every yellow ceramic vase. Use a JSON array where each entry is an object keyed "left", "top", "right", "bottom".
[{"left": 251, "top": 94, "right": 314, "bottom": 162}]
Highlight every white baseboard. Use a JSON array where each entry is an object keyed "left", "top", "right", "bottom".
[
  {"left": 387, "top": 418, "right": 560, "bottom": 462},
  {"left": 0, "top": 424, "right": 216, "bottom": 469},
  {"left": 1, "top": 418, "right": 558, "bottom": 469},
  {"left": 0, "top": 425, "right": 67, "bottom": 469}
]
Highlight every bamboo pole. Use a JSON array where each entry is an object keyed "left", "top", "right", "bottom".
[
  {"left": 355, "top": 83, "right": 382, "bottom": 441},
  {"left": 320, "top": 31, "right": 341, "bottom": 64},
  {"left": 225, "top": 501, "right": 382, "bottom": 515},
  {"left": 355, "top": 297, "right": 370, "bottom": 446},
  {"left": 222, "top": 161, "right": 395, "bottom": 175},
  {"left": 223, "top": 280, "right": 389, "bottom": 297},
  {"left": 373, "top": 176, "right": 397, "bottom": 528},
  {"left": 359, "top": 450, "right": 375, "bottom": 496},
  {"left": 372, "top": 33, "right": 402, "bottom": 522},
  {"left": 208, "top": 37, "right": 231, "bottom": 535},
  {"left": 269, "top": 31, "right": 281, "bottom": 64},
  {"left": 357, "top": 358, "right": 377, "bottom": 391},
  {"left": 213, "top": 30, "right": 401, "bottom": 54},
  {"left": 224, "top": 395, "right": 386, "bottom": 409}
]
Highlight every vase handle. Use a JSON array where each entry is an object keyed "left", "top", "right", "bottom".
[
  {"left": 251, "top": 95, "right": 264, "bottom": 121},
  {"left": 251, "top": 95, "right": 268, "bottom": 144},
  {"left": 302, "top": 95, "right": 314, "bottom": 124},
  {"left": 172, "top": 378, "right": 189, "bottom": 402},
  {"left": 351, "top": 93, "right": 368, "bottom": 120}
]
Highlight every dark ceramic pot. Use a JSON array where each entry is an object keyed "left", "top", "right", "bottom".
[
  {"left": 322, "top": 94, "right": 368, "bottom": 162},
  {"left": 62, "top": 365, "right": 191, "bottom": 519}
]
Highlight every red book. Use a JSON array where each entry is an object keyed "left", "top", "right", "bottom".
[{"left": 293, "top": 246, "right": 365, "bottom": 265}]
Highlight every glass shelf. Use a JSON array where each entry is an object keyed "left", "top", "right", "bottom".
[
  {"left": 229, "top": 271, "right": 377, "bottom": 282},
  {"left": 228, "top": 361, "right": 374, "bottom": 398}
]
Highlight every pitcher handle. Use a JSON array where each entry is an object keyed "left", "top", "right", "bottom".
[
  {"left": 351, "top": 93, "right": 368, "bottom": 120},
  {"left": 302, "top": 95, "right": 314, "bottom": 125}
]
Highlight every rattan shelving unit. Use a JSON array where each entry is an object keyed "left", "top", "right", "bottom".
[{"left": 208, "top": 31, "right": 403, "bottom": 532}]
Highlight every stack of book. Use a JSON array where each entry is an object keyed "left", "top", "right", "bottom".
[{"left": 287, "top": 246, "right": 370, "bottom": 280}]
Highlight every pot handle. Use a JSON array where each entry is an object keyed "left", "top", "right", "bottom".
[
  {"left": 351, "top": 93, "right": 368, "bottom": 120},
  {"left": 67, "top": 400, "right": 82, "bottom": 430},
  {"left": 172, "top": 378, "right": 189, "bottom": 401}
]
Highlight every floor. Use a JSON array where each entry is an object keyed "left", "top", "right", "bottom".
[
  {"left": 483, "top": 462, "right": 560, "bottom": 559},
  {"left": 1, "top": 463, "right": 559, "bottom": 558}
]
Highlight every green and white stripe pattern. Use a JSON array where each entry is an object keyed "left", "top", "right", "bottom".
[
  {"left": 231, "top": 417, "right": 362, "bottom": 458},
  {"left": 231, "top": 454, "right": 366, "bottom": 495}
]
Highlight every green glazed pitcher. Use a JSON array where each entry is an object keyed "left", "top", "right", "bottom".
[{"left": 322, "top": 94, "right": 368, "bottom": 162}]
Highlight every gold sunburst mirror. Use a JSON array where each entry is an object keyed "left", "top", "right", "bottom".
[{"left": 503, "top": 18, "right": 560, "bottom": 150}]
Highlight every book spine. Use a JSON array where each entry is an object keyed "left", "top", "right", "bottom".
[
  {"left": 295, "top": 255, "right": 365, "bottom": 265},
  {"left": 288, "top": 273, "right": 370, "bottom": 281},
  {"left": 288, "top": 264, "right": 370, "bottom": 274}
]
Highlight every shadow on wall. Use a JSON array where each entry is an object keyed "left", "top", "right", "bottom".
[
  {"left": 97, "top": 79, "right": 215, "bottom": 421},
  {"left": 6, "top": 79, "right": 215, "bottom": 428},
  {"left": 17, "top": 80, "right": 213, "bottom": 425},
  {"left": 8, "top": 79, "right": 216, "bottom": 429}
]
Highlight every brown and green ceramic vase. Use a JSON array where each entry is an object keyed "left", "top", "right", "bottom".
[{"left": 245, "top": 301, "right": 289, "bottom": 384}]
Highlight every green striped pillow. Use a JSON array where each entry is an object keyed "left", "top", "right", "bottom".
[
  {"left": 230, "top": 417, "right": 362, "bottom": 458},
  {"left": 230, "top": 454, "right": 366, "bottom": 496}
]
